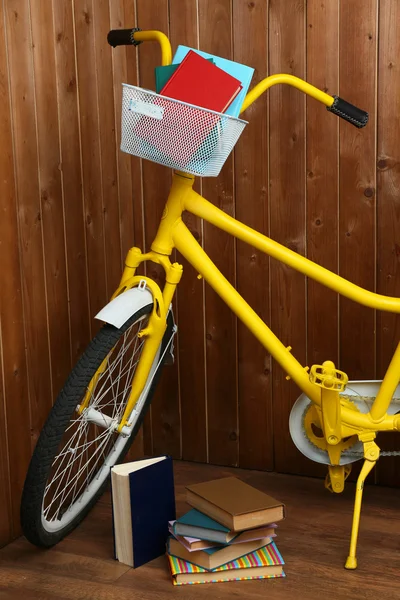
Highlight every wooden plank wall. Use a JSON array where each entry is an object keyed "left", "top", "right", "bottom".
[{"left": 1, "top": 0, "right": 400, "bottom": 546}]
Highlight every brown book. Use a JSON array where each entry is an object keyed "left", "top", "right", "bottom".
[
  {"left": 186, "top": 477, "right": 285, "bottom": 531},
  {"left": 167, "top": 536, "right": 272, "bottom": 571}
]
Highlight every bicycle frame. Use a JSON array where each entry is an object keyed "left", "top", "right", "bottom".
[
  {"left": 90, "top": 26, "right": 400, "bottom": 570},
  {"left": 98, "top": 27, "right": 396, "bottom": 569},
  {"left": 111, "top": 170, "right": 400, "bottom": 438}
]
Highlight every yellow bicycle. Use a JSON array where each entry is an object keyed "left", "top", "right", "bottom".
[{"left": 21, "top": 28, "right": 397, "bottom": 570}]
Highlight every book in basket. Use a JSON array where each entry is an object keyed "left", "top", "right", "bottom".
[{"left": 133, "top": 50, "right": 242, "bottom": 168}]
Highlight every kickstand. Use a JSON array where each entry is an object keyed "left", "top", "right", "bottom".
[{"left": 345, "top": 434, "right": 380, "bottom": 569}]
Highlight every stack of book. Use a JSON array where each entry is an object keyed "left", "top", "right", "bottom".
[{"left": 166, "top": 476, "right": 286, "bottom": 586}]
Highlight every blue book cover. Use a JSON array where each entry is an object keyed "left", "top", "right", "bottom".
[
  {"left": 111, "top": 455, "right": 176, "bottom": 568},
  {"left": 172, "top": 45, "right": 254, "bottom": 117},
  {"left": 174, "top": 509, "right": 230, "bottom": 533}
]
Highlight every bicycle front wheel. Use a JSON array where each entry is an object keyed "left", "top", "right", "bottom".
[{"left": 21, "top": 303, "right": 174, "bottom": 547}]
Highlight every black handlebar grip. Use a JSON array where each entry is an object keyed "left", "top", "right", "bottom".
[
  {"left": 107, "top": 28, "right": 142, "bottom": 48},
  {"left": 327, "top": 95, "right": 368, "bottom": 128}
]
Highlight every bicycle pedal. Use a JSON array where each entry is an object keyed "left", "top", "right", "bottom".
[
  {"left": 310, "top": 363, "right": 348, "bottom": 391},
  {"left": 325, "top": 464, "right": 352, "bottom": 494}
]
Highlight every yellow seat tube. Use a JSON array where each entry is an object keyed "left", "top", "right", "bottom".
[
  {"left": 133, "top": 30, "right": 172, "bottom": 65},
  {"left": 240, "top": 74, "right": 334, "bottom": 114},
  {"left": 370, "top": 342, "right": 400, "bottom": 422}
]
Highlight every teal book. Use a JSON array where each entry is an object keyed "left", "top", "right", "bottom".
[
  {"left": 171, "top": 509, "right": 238, "bottom": 544},
  {"left": 171, "top": 45, "right": 254, "bottom": 117},
  {"left": 155, "top": 58, "right": 215, "bottom": 94}
]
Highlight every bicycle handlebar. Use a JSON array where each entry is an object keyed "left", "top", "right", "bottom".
[
  {"left": 107, "top": 28, "right": 368, "bottom": 128},
  {"left": 107, "top": 28, "right": 172, "bottom": 65}
]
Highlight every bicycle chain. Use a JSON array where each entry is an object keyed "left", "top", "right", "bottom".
[
  {"left": 345, "top": 449, "right": 400, "bottom": 457},
  {"left": 343, "top": 394, "right": 400, "bottom": 458}
]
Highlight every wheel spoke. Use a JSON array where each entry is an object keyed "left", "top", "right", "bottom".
[{"left": 40, "top": 313, "right": 172, "bottom": 532}]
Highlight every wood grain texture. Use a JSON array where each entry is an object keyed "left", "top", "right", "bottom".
[
  {"left": 2, "top": 462, "right": 400, "bottom": 599},
  {"left": 136, "top": 0, "right": 181, "bottom": 459},
  {"left": 0, "top": 0, "right": 29, "bottom": 540},
  {"left": 199, "top": 0, "right": 238, "bottom": 467},
  {"left": 30, "top": 0, "right": 71, "bottom": 398},
  {"left": 233, "top": 0, "right": 272, "bottom": 471},
  {"left": 0, "top": 360, "right": 11, "bottom": 546},
  {"left": 5, "top": 0, "right": 53, "bottom": 478},
  {"left": 169, "top": 0, "right": 207, "bottom": 463},
  {"left": 109, "top": 0, "right": 135, "bottom": 265},
  {"left": 304, "top": 0, "right": 339, "bottom": 480},
  {"left": 375, "top": 0, "right": 400, "bottom": 486},
  {"left": 93, "top": 0, "right": 122, "bottom": 298},
  {"left": 2, "top": 0, "right": 400, "bottom": 549},
  {"left": 269, "top": 0, "right": 309, "bottom": 475},
  {"left": 73, "top": 0, "right": 108, "bottom": 326},
  {"left": 338, "top": 0, "right": 377, "bottom": 381},
  {"left": 52, "top": 0, "right": 91, "bottom": 364},
  {"left": 306, "top": 0, "right": 339, "bottom": 368}
]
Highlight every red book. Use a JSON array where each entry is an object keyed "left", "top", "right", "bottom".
[
  {"left": 160, "top": 49, "right": 242, "bottom": 111},
  {"left": 132, "top": 50, "right": 242, "bottom": 169}
]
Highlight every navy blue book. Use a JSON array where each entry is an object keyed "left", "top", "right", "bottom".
[{"left": 111, "top": 455, "right": 176, "bottom": 568}]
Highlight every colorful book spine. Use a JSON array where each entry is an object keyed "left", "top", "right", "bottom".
[{"left": 167, "top": 542, "right": 285, "bottom": 586}]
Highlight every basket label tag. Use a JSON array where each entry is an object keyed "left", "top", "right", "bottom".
[{"left": 129, "top": 99, "right": 164, "bottom": 120}]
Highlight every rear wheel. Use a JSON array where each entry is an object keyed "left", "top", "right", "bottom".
[{"left": 21, "top": 304, "right": 174, "bottom": 547}]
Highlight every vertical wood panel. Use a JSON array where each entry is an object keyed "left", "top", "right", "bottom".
[
  {"left": 109, "top": 0, "right": 135, "bottom": 265},
  {"left": 123, "top": 0, "right": 144, "bottom": 269},
  {"left": 2, "top": 0, "right": 400, "bottom": 550},
  {"left": 3, "top": 0, "right": 50, "bottom": 536},
  {"left": 0, "top": 0, "right": 27, "bottom": 540},
  {"left": 376, "top": 0, "right": 400, "bottom": 486},
  {"left": 30, "top": 0, "right": 71, "bottom": 396},
  {"left": 169, "top": 0, "right": 207, "bottom": 463},
  {"left": 304, "top": 0, "right": 339, "bottom": 479},
  {"left": 338, "top": 0, "right": 377, "bottom": 381},
  {"left": 136, "top": 0, "right": 181, "bottom": 459},
  {"left": 233, "top": 0, "right": 273, "bottom": 471},
  {"left": 53, "top": 0, "right": 90, "bottom": 363},
  {"left": 93, "top": 0, "right": 122, "bottom": 297},
  {"left": 5, "top": 0, "right": 53, "bottom": 447},
  {"left": 74, "top": 0, "right": 107, "bottom": 325},
  {"left": 0, "top": 350, "right": 11, "bottom": 545},
  {"left": 306, "top": 1, "right": 339, "bottom": 368},
  {"left": 269, "top": 0, "right": 309, "bottom": 475},
  {"left": 199, "top": 0, "right": 238, "bottom": 467}
]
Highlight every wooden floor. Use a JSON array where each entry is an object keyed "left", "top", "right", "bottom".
[{"left": 1, "top": 461, "right": 400, "bottom": 599}]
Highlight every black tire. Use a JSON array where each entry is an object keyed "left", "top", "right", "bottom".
[{"left": 21, "top": 304, "right": 174, "bottom": 547}]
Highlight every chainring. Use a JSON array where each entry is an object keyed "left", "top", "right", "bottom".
[
  {"left": 289, "top": 394, "right": 363, "bottom": 465},
  {"left": 303, "top": 401, "right": 358, "bottom": 453}
]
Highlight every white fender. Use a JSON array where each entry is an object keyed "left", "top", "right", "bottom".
[{"left": 95, "top": 287, "right": 154, "bottom": 329}]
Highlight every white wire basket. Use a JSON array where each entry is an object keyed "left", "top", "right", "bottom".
[{"left": 120, "top": 84, "right": 248, "bottom": 177}]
